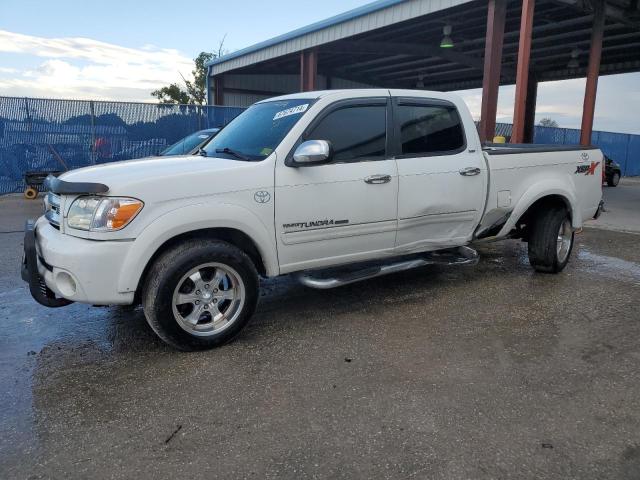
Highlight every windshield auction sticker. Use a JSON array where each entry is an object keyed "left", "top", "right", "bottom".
[{"left": 273, "top": 104, "right": 309, "bottom": 120}]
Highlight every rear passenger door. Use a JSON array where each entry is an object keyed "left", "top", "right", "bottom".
[
  {"left": 275, "top": 97, "right": 399, "bottom": 273},
  {"left": 393, "top": 97, "right": 487, "bottom": 251}
]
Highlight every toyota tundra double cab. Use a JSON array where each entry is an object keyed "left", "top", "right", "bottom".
[{"left": 22, "top": 89, "right": 604, "bottom": 350}]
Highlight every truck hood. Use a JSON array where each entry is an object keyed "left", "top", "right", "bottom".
[{"left": 59, "top": 155, "right": 270, "bottom": 200}]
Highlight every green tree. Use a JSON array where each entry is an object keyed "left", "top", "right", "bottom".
[
  {"left": 538, "top": 117, "right": 559, "bottom": 128},
  {"left": 151, "top": 83, "right": 191, "bottom": 105},
  {"left": 151, "top": 38, "right": 227, "bottom": 105}
]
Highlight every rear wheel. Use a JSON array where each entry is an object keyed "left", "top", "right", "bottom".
[
  {"left": 607, "top": 172, "right": 620, "bottom": 187},
  {"left": 142, "top": 239, "right": 259, "bottom": 351},
  {"left": 527, "top": 206, "right": 574, "bottom": 273}
]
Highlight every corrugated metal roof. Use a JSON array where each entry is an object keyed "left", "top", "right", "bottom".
[
  {"left": 208, "top": 0, "right": 473, "bottom": 75},
  {"left": 207, "top": 0, "right": 408, "bottom": 68}
]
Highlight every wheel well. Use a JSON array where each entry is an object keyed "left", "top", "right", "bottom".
[
  {"left": 514, "top": 195, "right": 571, "bottom": 240},
  {"left": 134, "top": 228, "right": 266, "bottom": 302}
]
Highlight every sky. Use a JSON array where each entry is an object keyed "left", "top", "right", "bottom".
[{"left": 1, "top": 0, "right": 639, "bottom": 133}]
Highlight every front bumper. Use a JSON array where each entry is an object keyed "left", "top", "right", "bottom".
[
  {"left": 22, "top": 217, "right": 136, "bottom": 306},
  {"left": 22, "top": 219, "right": 73, "bottom": 307}
]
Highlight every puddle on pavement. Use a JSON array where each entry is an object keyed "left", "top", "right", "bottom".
[
  {"left": 577, "top": 249, "right": 640, "bottom": 284},
  {"left": 508, "top": 239, "right": 640, "bottom": 285},
  {"left": 0, "top": 288, "right": 169, "bottom": 463}
]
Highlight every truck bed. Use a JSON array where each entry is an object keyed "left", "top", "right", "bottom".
[
  {"left": 476, "top": 143, "right": 603, "bottom": 239},
  {"left": 483, "top": 143, "right": 594, "bottom": 154}
]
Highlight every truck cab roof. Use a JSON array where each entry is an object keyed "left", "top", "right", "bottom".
[{"left": 260, "top": 89, "right": 464, "bottom": 103}]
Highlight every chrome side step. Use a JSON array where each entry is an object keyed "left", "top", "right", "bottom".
[{"left": 295, "top": 246, "right": 479, "bottom": 289}]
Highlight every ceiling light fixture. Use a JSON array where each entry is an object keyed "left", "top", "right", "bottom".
[
  {"left": 440, "top": 25, "right": 454, "bottom": 48},
  {"left": 567, "top": 48, "right": 580, "bottom": 69}
]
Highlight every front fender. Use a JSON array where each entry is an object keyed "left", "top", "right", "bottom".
[
  {"left": 116, "top": 202, "right": 279, "bottom": 293},
  {"left": 497, "top": 179, "right": 579, "bottom": 237}
]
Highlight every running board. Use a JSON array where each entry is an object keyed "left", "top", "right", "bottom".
[{"left": 295, "top": 246, "right": 479, "bottom": 289}]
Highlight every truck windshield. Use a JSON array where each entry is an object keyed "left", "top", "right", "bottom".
[
  {"left": 201, "top": 99, "right": 312, "bottom": 161},
  {"left": 160, "top": 129, "right": 218, "bottom": 156}
]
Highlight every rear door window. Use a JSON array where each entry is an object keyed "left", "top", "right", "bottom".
[{"left": 396, "top": 102, "right": 465, "bottom": 157}]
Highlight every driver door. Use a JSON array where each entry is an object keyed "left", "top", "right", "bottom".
[{"left": 275, "top": 97, "right": 399, "bottom": 273}]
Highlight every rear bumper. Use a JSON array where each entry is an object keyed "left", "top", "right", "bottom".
[{"left": 22, "top": 217, "right": 135, "bottom": 306}]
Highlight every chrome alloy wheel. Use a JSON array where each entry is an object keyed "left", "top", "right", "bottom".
[
  {"left": 171, "top": 262, "right": 245, "bottom": 337},
  {"left": 556, "top": 218, "right": 573, "bottom": 263}
]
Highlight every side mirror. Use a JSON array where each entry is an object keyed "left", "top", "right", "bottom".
[{"left": 290, "top": 140, "right": 331, "bottom": 166}]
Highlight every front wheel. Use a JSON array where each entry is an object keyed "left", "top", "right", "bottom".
[
  {"left": 142, "top": 239, "right": 259, "bottom": 351},
  {"left": 527, "top": 206, "right": 574, "bottom": 273}
]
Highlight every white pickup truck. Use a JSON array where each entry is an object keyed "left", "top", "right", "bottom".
[{"left": 22, "top": 89, "right": 604, "bottom": 350}]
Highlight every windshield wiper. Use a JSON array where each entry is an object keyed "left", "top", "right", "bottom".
[
  {"left": 215, "top": 147, "right": 250, "bottom": 161},
  {"left": 198, "top": 148, "right": 207, "bottom": 157}
]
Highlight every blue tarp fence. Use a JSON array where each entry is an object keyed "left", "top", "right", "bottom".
[
  {"left": 494, "top": 122, "right": 640, "bottom": 176},
  {"left": 0, "top": 96, "right": 244, "bottom": 195},
  {"left": 1, "top": 96, "right": 638, "bottom": 195}
]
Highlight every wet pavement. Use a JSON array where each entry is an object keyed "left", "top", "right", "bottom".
[{"left": 1, "top": 194, "right": 640, "bottom": 479}]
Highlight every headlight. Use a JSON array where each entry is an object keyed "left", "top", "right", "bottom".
[{"left": 67, "top": 196, "right": 143, "bottom": 231}]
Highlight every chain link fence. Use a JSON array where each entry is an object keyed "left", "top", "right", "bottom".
[
  {"left": 0, "top": 96, "right": 244, "bottom": 195},
  {"left": 1, "top": 96, "right": 638, "bottom": 195}
]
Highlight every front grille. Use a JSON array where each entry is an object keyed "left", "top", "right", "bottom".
[{"left": 44, "top": 192, "right": 61, "bottom": 228}]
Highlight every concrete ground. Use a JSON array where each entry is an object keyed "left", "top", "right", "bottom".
[
  {"left": 590, "top": 177, "right": 640, "bottom": 233},
  {"left": 0, "top": 182, "right": 639, "bottom": 479}
]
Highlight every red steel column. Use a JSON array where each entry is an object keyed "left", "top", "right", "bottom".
[
  {"left": 214, "top": 75, "right": 224, "bottom": 106},
  {"left": 511, "top": 0, "right": 535, "bottom": 143},
  {"left": 479, "top": 0, "right": 507, "bottom": 143},
  {"left": 480, "top": 0, "right": 507, "bottom": 142},
  {"left": 580, "top": 0, "right": 605, "bottom": 145},
  {"left": 300, "top": 49, "right": 318, "bottom": 92}
]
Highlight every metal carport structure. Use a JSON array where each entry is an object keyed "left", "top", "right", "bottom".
[{"left": 206, "top": 0, "right": 640, "bottom": 143}]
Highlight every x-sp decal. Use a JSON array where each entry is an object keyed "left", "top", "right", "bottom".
[{"left": 575, "top": 161, "right": 600, "bottom": 175}]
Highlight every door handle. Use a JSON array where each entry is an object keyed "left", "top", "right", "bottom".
[
  {"left": 459, "top": 167, "right": 481, "bottom": 176},
  {"left": 364, "top": 174, "right": 392, "bottom": 184}
]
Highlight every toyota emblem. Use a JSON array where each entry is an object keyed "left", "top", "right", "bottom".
[{"left": 254, "top": 191, "right": 271, "bottom": 203}]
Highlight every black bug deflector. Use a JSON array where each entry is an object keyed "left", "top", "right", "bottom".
[
  {"left": 44, "top": 174, "right": 109, "bottom": 195},
  {"left": 21, "top": 220, "right": 73, "bottom": 308}
]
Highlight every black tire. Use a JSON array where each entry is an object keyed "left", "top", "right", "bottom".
[
  {"left": 527, "top": 206, "right": 574, "bottom": 274},
  {"left": 607, "top": 172, "right": 620, "bottom": 187},
  {"left": 142, "top": 239, "right": 259, "bottom": 351}
]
